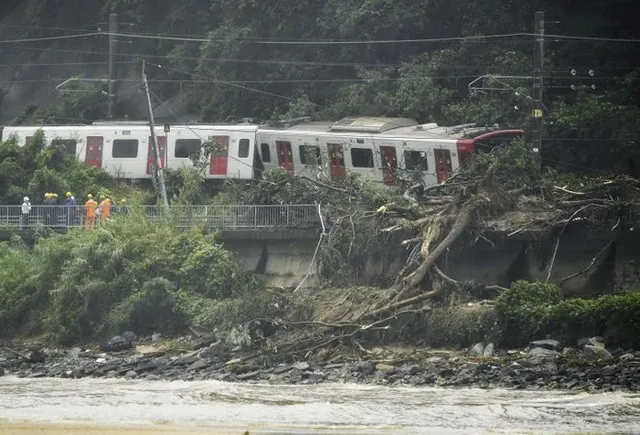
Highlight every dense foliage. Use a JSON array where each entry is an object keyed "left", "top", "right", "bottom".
[
  {"left": 0, "top": 215, "right": 268, "bottom": 345},
  {"left": 1, "top": 0, "right": 638, "bottom": 174},
  {"left": 0, "top": 131, "right": 113, "bottom": 204},
  {"left": 496, "top": 281, "right": 640, "bottom": 349}
]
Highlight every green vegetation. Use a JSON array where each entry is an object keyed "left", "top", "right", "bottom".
[
  {"left": 495, "top": 281, "right": 640, "bottom": 349},
  {"left": 3, "top": 0, "right": 637, "bottom": 176},
  {"left": 0, "top": 130, "right": 113, "bottom": 204},
  {"left": 0, "top": 214, "right": 270, "bottom": 346}
]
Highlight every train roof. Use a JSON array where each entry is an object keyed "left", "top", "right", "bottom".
[
  {"left": 260, "top": 117, "right": 493, "bottom": 139},
  {"left": 3, "top": 123, "right": 260, "bottom": 132}
]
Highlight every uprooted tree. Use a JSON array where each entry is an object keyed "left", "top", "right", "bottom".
[{"left": 217, "top": 139, "right": 640, "bottom": 361}]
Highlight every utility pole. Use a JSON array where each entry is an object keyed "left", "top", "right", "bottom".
[
  {"left": 107, "top": 13, "right": 118, "bottom": 119},
  {"left": 532, "top": 11, "right": 544, "bottom": 155},
  {"left": 142, "top": 60, "right": 170, "bottom": 214}
]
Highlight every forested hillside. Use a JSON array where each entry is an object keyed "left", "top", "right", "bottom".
[{"left": 0, "top": 0, "right": 638, "bottom": 173}]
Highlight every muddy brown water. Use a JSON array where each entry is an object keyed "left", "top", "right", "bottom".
[{"left": 0, "top": 377, "right": 639, "bottom": 434}]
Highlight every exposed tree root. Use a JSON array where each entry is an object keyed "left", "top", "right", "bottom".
[{"left": 242, "top": 164, "right": 640, "bottom": 361}]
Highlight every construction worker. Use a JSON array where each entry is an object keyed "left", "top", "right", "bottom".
[
  {"left": 98, "top": 197, "right": 112, "bottom": 222},
  {"left": 85, "top": 194, "right": 98, "bottom": 229},
  {"left": 20, "top": 196, "right": 31, "bottom": 230},
  {"left": 63, "top": 192, "right": 76, "bottom": 227}
]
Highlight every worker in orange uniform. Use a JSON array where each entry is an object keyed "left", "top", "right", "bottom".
[
  {"left": 98, "top": 197, "right": 112, "bottom": 222},
  {"left": 84, "top": 194, "right": 98, "bottom": 229}
]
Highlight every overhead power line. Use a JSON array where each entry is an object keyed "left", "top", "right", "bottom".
[
  {"left": 106, "top": 31, "right": 529, "bottom": 45},
  {"left": 0, "top": 32, "right": 101, "bottom": 44},
  {"left": 2, "top": 29, "right": 640, "bottom": 45}
]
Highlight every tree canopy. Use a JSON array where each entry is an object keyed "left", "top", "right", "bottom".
[{"left": 2, "top": 0, "right": 639, "bottom": 174}]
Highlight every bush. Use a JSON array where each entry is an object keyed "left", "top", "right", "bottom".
[
  {"left": 495, "top": 280, "right": 562, "bottom": 347},
  {"left": 538, "top": 292, "right": 640, "bottom": 349},
  {"left": 0, "top": 215, "right": 261, "bottom": 344},
  {"left": 495, "top": 280, "right": 640, "bottom": 349}
]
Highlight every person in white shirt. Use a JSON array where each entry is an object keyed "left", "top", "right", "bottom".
[{"left": 21, "top": 196, "right": 31, "bottom": 230}]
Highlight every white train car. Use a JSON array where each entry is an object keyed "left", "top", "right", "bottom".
[
  {"left": 0, "top": 117, "right": 523, "bottom": 186},
  {"left": 256, "top": 117, "right": 512, "bottom": 186},
  {"left": 1, "top": 122, "right": 260, "bottom": 180}
]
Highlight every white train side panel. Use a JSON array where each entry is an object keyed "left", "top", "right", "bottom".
[{"left": 1, "top": 124, "right": 259, "bottom": 180}]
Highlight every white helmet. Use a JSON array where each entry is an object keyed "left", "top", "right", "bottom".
[{"left": 23, "top": 196, "right": 29, "bottom": 202}]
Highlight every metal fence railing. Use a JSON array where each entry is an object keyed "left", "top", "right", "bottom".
[{"left": 0, "top": 204, "right": 321, "bottom": 231}]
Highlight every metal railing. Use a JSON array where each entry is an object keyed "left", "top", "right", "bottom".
[{"left": 0, "top": 204, "right": 321, "bottom": 231}]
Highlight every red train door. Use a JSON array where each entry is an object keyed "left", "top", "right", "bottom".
[
  {"left": 328, "top": 143, "right": 346, "bottom": 181},
  {"left": 276, "top": 141, "right": 294, "bottom": 172},
  {"left": 380, "top": 145, "right": 399, "bottom": 186},
  {"left": 434, "top": 149, "right": 453, "bottom": 183},
  {"left": 85, "top": 136, "right": 104, "bottom": 167},
  {"left": 209, "top": 135, "right": 229, "bottom": 176},
  {"left": 146, "top": 136, "right": 167, "bottom": 174}
]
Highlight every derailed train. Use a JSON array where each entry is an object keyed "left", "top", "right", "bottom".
[{"left": 0, "top": 117, "right": 524, "bottom": 186}]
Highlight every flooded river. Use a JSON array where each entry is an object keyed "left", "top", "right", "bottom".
[{"left": 1, "top": 377, "right": 639, "bottom": 434}]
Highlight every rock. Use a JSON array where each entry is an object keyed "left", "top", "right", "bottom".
[
  {"left": 101, "top": 336, "right": 132, "bottom": 352},
  {"left": 620, "top": 353, "right": 635, "bottom": 362},
  {"left": 583, "top": 345, "right": 613, "bottom": 361},
  {"left": 134, "top": 361, "right": 158, "bottom": 374},
  {"left": 151, "top": 333, "right": 162, "bottom": 343},
  {"left": 599, "top": 365, "right": 617, "bottom": 377},
  {"left": 530, "top": 339, "right": 561, "bottom": 351},
  {"left": 236, "top": 370, "right": 260, "bottom": 380},
  {"left": 67, "top": 348, "right": 81, "bottom": 359},
  {"left": 0, "top": 367, "right": 4, "bottom": 376},
  {"left": 95, "top": 357, "right": 107, "bottom": 363},
  {"left": 27, "top": 371, "right": 46, "bottom": 378},
  {"left": 562, "top": 347, "right": 579, "bottom": 358},
  {"left": 469, "top": 342, "right": 485, "bottom": 356},
  {"left": 375, "top": 363, "right": 395, "bottom": 372},
  {"left": 125, "top": 370, "right": 138, "bottom": 379},
  {"left": 188, "top": 359, "right": 209, "bottom": 371},
  {"left": 578, "top": 336, "right": 605, "bottom": 349},
  {"left": 461, "top": 362, "right": 479, "bottom": 372},
  {"left": 145, "top": 374, "right": 160, "bottom": 381},
  {"left": 121, "top": 331, "right": 138, "bottom": 343},
  {"left": 26, "top": 350, "right": 45, "bottom": 364},
  {"left": 426, "top": 356, "right": 445, "bottom": 364},
  {"left": 483, "top": 343, "right": 495, "bottom": 357},
  {"left": 292, "top": 361, "right": 310, "bottom": 371},
  {"left": 273, "top": 364, "right": 291, "bottom": 374},
  {"left": 525, "top": 347, "right": 559, "bottom": 364},
  {"left": 406, "top": 365, "right": 421, "bottom": 376}
]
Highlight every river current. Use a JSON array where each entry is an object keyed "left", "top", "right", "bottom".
[{"left": 0, "top": 377, "right": 639, "bottom": 434}]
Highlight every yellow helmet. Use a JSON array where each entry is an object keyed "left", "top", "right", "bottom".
[
  {"left": 100, "top": 194, "right": 106, "bottom": 200},
  {"left": 120, "top": 198, "right": 126, "bottom": 204},
  {"left": 44, "top": 193, "right": 49, "bottom": 198},
  {"left": 87, "top": 194, "right": 93, "bottom": 199},
  {"left": 66, "top": 192, "right": 72, "bottom": 197},
  {"left": 53, "top": 193, "right": 58, "bottom": 198}
]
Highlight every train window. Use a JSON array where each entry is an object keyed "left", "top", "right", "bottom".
[
  {"left": 112, "top": 139, "right": 139, "bottom": 158},
  {"left": 175, "top": 139, "right": 201, "bottom": 158},
  {"left": 299, "top": 145, "right": 321, "bottom": 165},
  {"left": 404, "top": 150, "right": 429, "bottom": 171},
  {"left": 51, "top": 139, "right": 77, "bottom": 155},
  {"left": 238, "top": 139, "right": 250, "bottom": 158},
  {"left": 260, "top": 143, "right": 271, "bottom": 162},
  {"left": 351, "top": 148, "right": 374, "bottom": 168}
]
